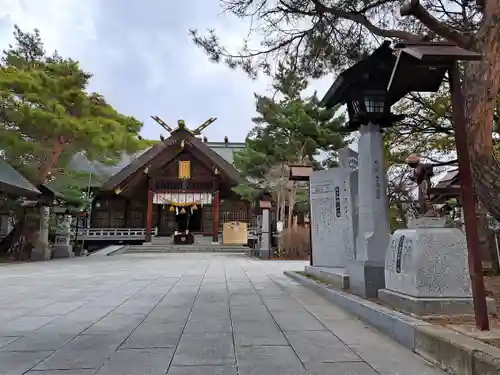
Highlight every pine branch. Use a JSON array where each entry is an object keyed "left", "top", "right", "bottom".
[
  {"left": 310, "top": 0, "right": 422, "bottom": 41},
  {"left": 400, "top": 0, "right": 473, "bottom": 48}
]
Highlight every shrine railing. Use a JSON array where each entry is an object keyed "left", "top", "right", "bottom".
[{"left": 75, "top": 228, "right": 158, "bottom": 241}]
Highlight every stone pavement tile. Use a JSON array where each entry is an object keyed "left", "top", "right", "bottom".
[
  {"left": 82, "top": 313, "right": 144, "bottom": 335},
  {"left": 0, "top": 309, "right": 31, "bottom": 323},
  {"left": 121, "top": 321, "right": 184, "bottom": 349},
  {"left": 348, "top": 343, "right": 447, "bottom": 375},
  {"left": 191, "top": 301, "right": 229, "bottom": 312},
  {"left": 55, "top": 307, "right": 115, "bottom": 326},
  {"left": 0, "top": 328, "right": 75, "bottom": 352},
  {"left": 0, "top": 315, "right": 57, "bottom": 336},
  {"left": 255, "top": 288, "right": 288, "bottom": 298},
  {"left": 85, "top": 298, "right": 130, "bottom": 308},
  {"left": 8, "top": 298, "right": 54, "bottom": 310},
  {"left": 167, "top": 365, "right": 237, "bottom": 375},
  {"left": 33, "top": 301, "right": 86, "bottom": 316},
  {"left": 176, "top": 277, "right": 203, "bottom": 286},
  {"left": 305, "top": 362, "right": 379, "bottom": 375},
  {"left": 172, "top": 332, "right": 235, "bottom": 366},
  {"left": 262, "top": 298, "right": 307, "bottom": 312},
  {"left": 95, "top": 348, "right": 174, "bottom": 375},
  {"left": 227, "top": 282, "right": 254, "bottom": 293},
  {"left": 25, "top": 370, "right": 97, "bottom": 375},
  {"left": 160, "top": 295, "right": 197, "bottom": 308},
  {"left": 0, "top": 350, "right": 52, "bottom": 374},
  {"left": 112, "top": 300, "right": 159, "bottom": 315},
  {"left": 304, "top": 304, "right": 355, "bottom": 320},
  {"left": 0, "top": 336, "right": 19, "bottom": 348},
  {"left": 145, "top": 306, "right": 191, "bottom": 323},
  {"left": 321, "top": 319, "right": 393, "bottom": 346},
  {"left": 285, "top": 330, "right": 361, "bottom": 363},
  {"left": 199, "top": 281, "right": 227, "bottom": 289},
  {"left": 184, "top": 317, "right": 232, "bottom": 333},
  {"left": 233, "top": 321, "right": 287, "bottom": 346},
  {"left": 33, "top": 334, "right": 123, "bottom": 370},
  {"left": 229, "top": 294, "right": 262, "bottom": 306},
  {"left": 195, "top": 294, "right": 228, "bottom": 304},
  {"left": 229, "top": 305, "right": 274, "bottom": 322},
  {"left": 236, "top": 345, "right": 308, "bottom": 375},
  {"left": 271, "top": 311, "right": 325, "bottom": 331}
]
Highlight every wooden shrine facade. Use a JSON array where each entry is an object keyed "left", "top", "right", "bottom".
[{"left": 89, "top": 123, "right": 250, "bottom": 243}]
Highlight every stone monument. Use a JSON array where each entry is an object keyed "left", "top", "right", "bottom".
[
  {"left": 309, "top": 168, "right": 354, "bottom": 267},
  {"left": 306, "top": 160, "right": 358, "bottom": 289},
  {"left": 379, "top": 155, "right": 495, "bottom": 315},
  {"left": 347, "top": 123, "right": 391, "bottom": 298},
  {"left": 52, "top": 214, "right": 74, "bottom": 258},
  {"left": 379, "top": 217, "right": 495, "bottom": 315}
]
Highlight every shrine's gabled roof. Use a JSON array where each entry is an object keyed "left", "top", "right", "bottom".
[
  {"left": 97, "top": 129, "right": 243, "bottom": 192},
  {"left": 69, "top": 137, "right": 245, "bottom": 188}
]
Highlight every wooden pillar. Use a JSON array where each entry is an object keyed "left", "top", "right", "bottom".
[
  {"left": 213, "top": 190, "right": 220, "bottom": 243},
  {"left": 145, "top": 190, "right": 154, "bottom": 242},
  {"left": 124, "top": 198, "right": 130, "bottom": 228}
]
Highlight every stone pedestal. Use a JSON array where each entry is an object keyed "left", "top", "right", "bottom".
[
  {"left": 52, "top": 215, "right": 74, "bottom": 258},
  {"left": 348, "top": 123, "right": 390, "bottom": 298},
  {"left": 259, "top": 208, "right": 271, "bottom": 258},
  {"left": 379, "top": 218, "right": 496, "bottom": 315}
]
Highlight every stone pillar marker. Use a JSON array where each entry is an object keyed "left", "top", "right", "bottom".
[
  {"left": 52, "top": 214, "right": 74, "bottom": 258},
  {"left": 348, "top": 123, "right": 390, "bottom": 298},
  {"left": 259, "top": 205, "right": 271, "bottom": 258},
  {"left": 31, "top": 206, "right": 51, "bottom": 261}
]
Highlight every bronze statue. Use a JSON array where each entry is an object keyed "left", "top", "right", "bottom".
[{"left": 406, "top": 154, "right": 435, "bottom": 215}]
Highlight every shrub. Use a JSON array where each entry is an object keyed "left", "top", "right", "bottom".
[{"left": 277, "top": 226, "right": 310, "bottom": 259}]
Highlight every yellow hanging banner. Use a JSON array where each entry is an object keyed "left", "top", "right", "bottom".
[{"left": 178, "top": 160, "right": 191, "bottom": 179}]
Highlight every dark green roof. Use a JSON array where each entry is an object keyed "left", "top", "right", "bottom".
[{"left": 0, "top": 157, "right": 41, "bottom": 198}]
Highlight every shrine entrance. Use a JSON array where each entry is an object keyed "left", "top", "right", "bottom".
[
  {"left": 153, "top": 192, "right": 213, "bottom": 236},
  {"left": 188, "top": 206, "right": 202, "bottom": 232}
]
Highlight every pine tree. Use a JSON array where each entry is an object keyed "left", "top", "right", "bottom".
[{"left": 0, "top": 26, "right": 148, "bottom": 184}]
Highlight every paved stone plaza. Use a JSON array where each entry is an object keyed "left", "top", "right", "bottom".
[{"left": 0, "top": 253, "right": 446, "bottom": 375}]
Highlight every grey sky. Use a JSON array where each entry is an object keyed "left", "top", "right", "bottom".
[{"left": 1, "top": 0, "right": 334, "bottom": 142}]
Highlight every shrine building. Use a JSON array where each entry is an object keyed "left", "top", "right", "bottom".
[{"left": 74, "top": 118, "right": 255, "bottom": 247}]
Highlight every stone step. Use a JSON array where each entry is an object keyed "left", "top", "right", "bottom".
[
  {"left": 151, "top": 236, "right": 217, "bottom": 246},
  {"left": 124, "top": 244, "right": 247, "bottom": 254}
]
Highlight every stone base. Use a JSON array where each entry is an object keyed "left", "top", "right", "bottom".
[
  {"left": 304, "top": 266, "right": 349, "bottom": 290},
  {"left": 30, "top": 249, "right": 52, "bottom": 261},
  {"left": 378, "top": 288, "right": 497, "bottom": 316},
  {"left": 347, "top": 260, "right": 385, "bottom": 298},
  {"left": 52, "top": 245, "right": 74, "bottom": 259},
  {"left": 258, "top": 249, "right": 270, "bottom": 258},
  {"left": 385, "top": 227, "right": 472, "bottom": 299}
]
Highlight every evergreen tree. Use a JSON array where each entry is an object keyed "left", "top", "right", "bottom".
[
  {"left": 0, "top": 26, "right": 148, "bottom": 185},
  {"left": 234, "top": 64, "right": 347, "bottom": 226}
]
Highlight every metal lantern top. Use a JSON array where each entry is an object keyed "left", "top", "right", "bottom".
[
  {"left": 320, "top": 40, "right": 481, "bottom": 132},
  {"left": 320, "top": 41, "right": 404, "bottom": 131}
]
